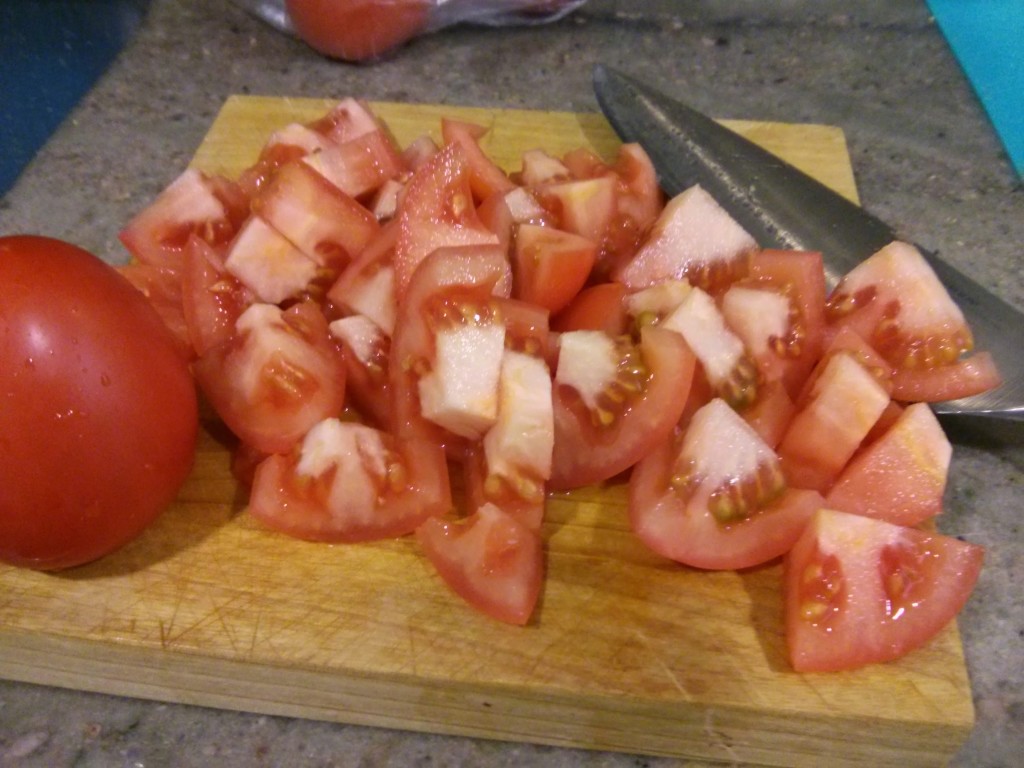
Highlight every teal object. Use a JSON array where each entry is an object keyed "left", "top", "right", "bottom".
[
  {"left": 0, "top": 1, "right": 150, "bottom": 196},
  {"left": 926, "top": 0, "right": 1024, "bottom": 177}
]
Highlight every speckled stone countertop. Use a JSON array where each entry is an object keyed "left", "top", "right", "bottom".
[{"left": 1, "top": 1, "right": 1021, "bottom": 766}]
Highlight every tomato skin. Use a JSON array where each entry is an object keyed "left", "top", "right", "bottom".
[
  {"left": 286, "top": 0, "right": 431, "bottom": 62},
  {"left": 0, "top": 236, "right": 198, "bottom": 570}
]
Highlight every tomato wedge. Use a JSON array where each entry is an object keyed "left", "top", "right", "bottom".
[
  {"left": 120, "top": 169, "right": 249, "bottom": 272},
  {"left": 824, "top": 402, "right": 951, "bottom": 526},
  {"left": 785, "top": 508, "right": 984, "bottom": 672},
  {"left": 416, "top": 502, "right": 544, "bottom": 626},
  {"left": 826, "top": 241, "right": 1001, "bottom": 402},
  {"left": 193, "top": 301, "right": 346, "bottom": 454},
  {"left": 249, "top": 418, "right": 450, "bottom": 542},
  {"left": 389, "top": 243, "right": 511, "bottom": 448},
  {"left": 630, "top": 398, "right": 823, "bottom": 570},
  {"left": 550, "top": 326, "right": 695, "bottom": 490}
]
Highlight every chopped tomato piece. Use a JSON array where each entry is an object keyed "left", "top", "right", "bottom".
[
  {"left": 785, "top": 508, "right": 984, "bottom": 671},
  {"left": 117, "top": 261, "right": 192, "bottom": 360},
  {"left": 551, "top": 282, "right": 629, "bottom": 335},
  {"left": 193, "top": 301, "right": 346, "bottom": 454},
  {"left": 416, "top": 502, "right": 544, "bottom": 626},
  {"left": 662, "top": 285, "right": 760, "bottom": 410},
  {"left": 512, "top": 223, "right": 598, "bottom": 315},
  {"left": 630, "top": 398, "right": 823, "bottom": 570},
  {"left": 250, "top": 418, "right": 450, "bottom": 542},
  {"left": 389, "top": 244, "right": 510, "bottom": 448},
  {"left": 120, "top": 168, "right": 249, "bottom": 271},
  {"left": 614, "top": 184, "right": 756, "bottom": 293},
  {"left": 237, "top": 122, "right": 334, "bottom": 199},
  {"left": 328, "top": 314, "right": 392, "bottom": 427},
  {"left": 536, "top": 176, "right": 617, "bottom": 249},
  {"left": 303, "top": 130, "right": 404, "bottom": 201},
  {"left": 722, "top": 249, "right": 827, "bottom": 397},
  {"left": 825, "top": 402, "right": 951, "bottom": 526},
  {"left": 181, "top": 236, "right": 254, "bottom": 357},
  {"left": 326, "top": 220, "right": 399, "bottom": 336},
  {"left": 441, "top": 118, "right": 515, "bottom": 202},
  {"left": 308, "top": 97, "right": 383, "bottom": 144},
  {"left": 550, "top": 326, "right": 695, "bottom": 489},
  {"left": 826, "top": 241, "right": 1000, "bottom": 402},
  {"left": 224, "top": 215, "right": 320, "bottom": 305},
  {"left": 253, "top": 160, "right": 380, "bottom": 273},
  {"left": 393, "top": 143, "right": 500, "bottom": 299},
  {"left": 778, "top": 351, "right": 891, "bottom": 493}
]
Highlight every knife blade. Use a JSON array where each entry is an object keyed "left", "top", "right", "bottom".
[{"left": 592, "top": 64, "right": 1024, "bottom": 427}]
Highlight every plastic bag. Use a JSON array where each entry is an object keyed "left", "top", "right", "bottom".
[{"left": 235, "top": 0, "right": 589, "bottom": 62}]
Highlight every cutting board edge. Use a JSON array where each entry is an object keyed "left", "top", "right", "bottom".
[{"left": 0, "top": 628, "right": 972, "bottom": 768}]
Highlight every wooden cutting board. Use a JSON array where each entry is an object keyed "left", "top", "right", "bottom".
[{"left": 0, "top": 97, "right": 974, "bottom": 768}]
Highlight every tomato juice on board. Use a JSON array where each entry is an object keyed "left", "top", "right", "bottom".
[{"left": 111, "top": 97, "right": 998, "bottom": 670}]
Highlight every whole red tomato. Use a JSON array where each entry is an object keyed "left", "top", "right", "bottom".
[
  {"left": 0, "top": 236, "right": 198, "bottom": 570},
  {"left": 285, "top": 0, "right": 431, "bottom": 61}
]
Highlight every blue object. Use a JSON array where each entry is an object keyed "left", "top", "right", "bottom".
[
  {"left": 0, "top": 1, "right": 150, "bottom": 197},
  {"left": 927, "top": 0, "right": 1024, "bottom": 177}
]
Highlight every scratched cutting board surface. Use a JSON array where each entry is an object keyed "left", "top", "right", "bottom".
[{"left": 0, "top": 97, "right": 974, "bottom": 768}]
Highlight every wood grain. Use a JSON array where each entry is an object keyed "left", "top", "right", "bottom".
[{"left": 0, "top": 97, "right": 971, "bottom": 767}]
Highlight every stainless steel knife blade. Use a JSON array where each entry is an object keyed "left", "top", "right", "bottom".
[{"left": 593, "top": 64, "right": 1023, "bottom": 426}]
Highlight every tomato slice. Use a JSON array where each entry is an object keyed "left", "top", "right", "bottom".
[
  {"left": 785, "top": 508, "right": 984, "bottom": 672},
  {"left": 550, "top": 325, "right": 695, "bottom": 490},
  {"left": 630, "top": 398, "right": 823, "bottom": 570},
  {"left": 120, "top": 168, "right": 249, "bottom": 271},
  {"left": 193, "top": 301, "right": 346, "bottom": 454},
  {"left": 416, "top": 502, "right": 544, "bottom": 626},
  {"left": 824, "top": 402, "right": 951, "bottom": 526},
  {"left": 512, "top": 223, "right": 598, "bottom": 315},
  {"left": 250, "top": 418, "right": 450, "bottom": 542}
]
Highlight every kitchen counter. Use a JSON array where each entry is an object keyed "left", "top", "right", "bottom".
[{"left": 1, "top": 1, "right": 1021, "bottom": 766}]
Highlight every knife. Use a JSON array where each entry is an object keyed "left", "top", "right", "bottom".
[{"left": 592, "top": 64, "right": 1024, "bottom": 431}]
